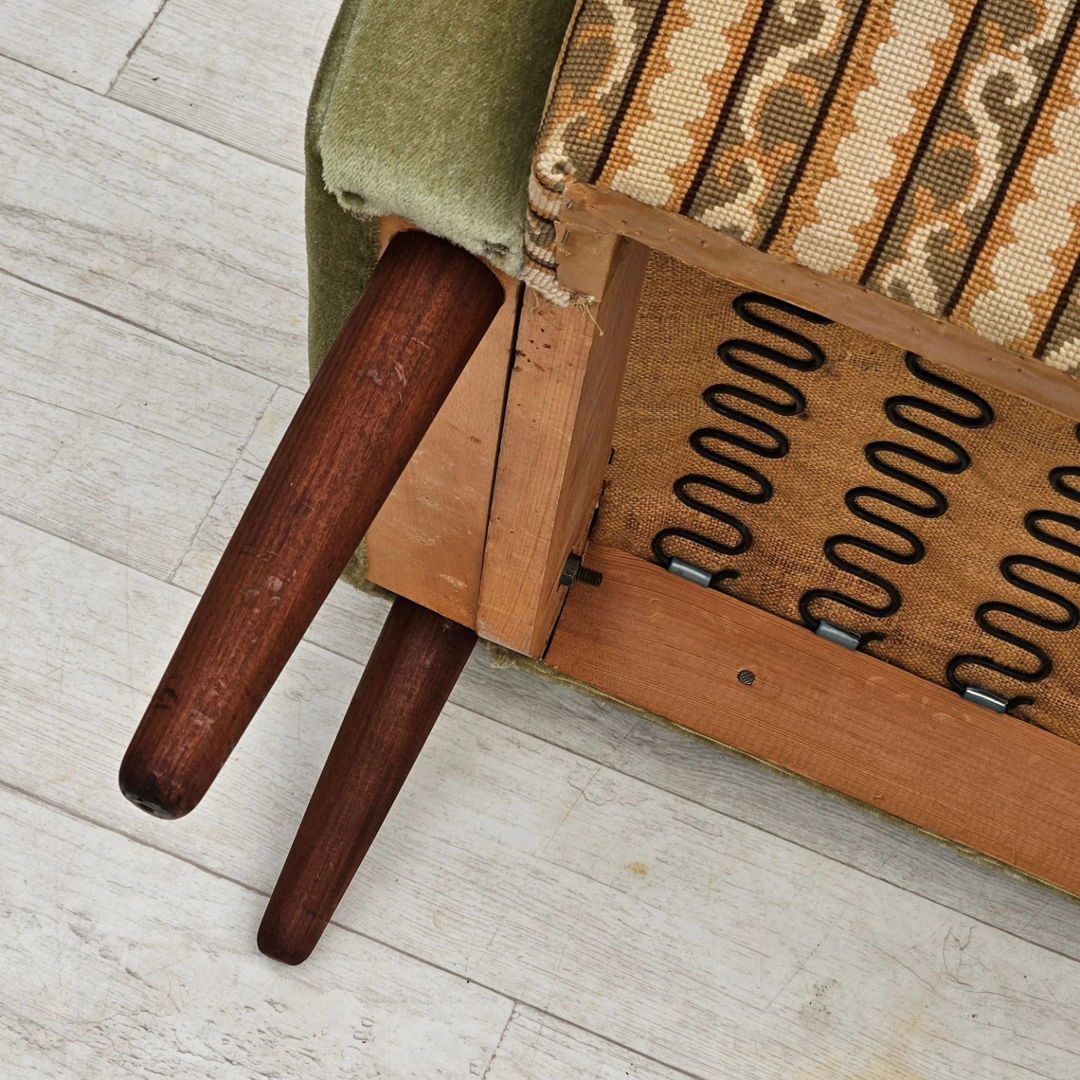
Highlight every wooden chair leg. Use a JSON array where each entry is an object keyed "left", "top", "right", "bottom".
[
  {"left": 119, "top": 231, "right": 501, "bottom": 819},
  {"left": 257, "top": 596, "right": 476, "bottom": 964}
]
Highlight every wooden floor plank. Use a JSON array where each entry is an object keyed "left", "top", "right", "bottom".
[
  {"left": 486, "top": 1008, "right": 699, "bottom": 1080},
  {"left": 1, "top": 273, "right": 275, "bottom": 459},
  {"left": 168, "top": 384, "right": 301, "bottom": 587},
  {"left": 0, "top": 272, "right": 275, "bottom": 579},
  {"left": 0, "top": 0, "right": 162, "bottom": 93},
  {"left": 0, "top": 787, "right": 512, "bottom": 1079},
  {"left": 0, "top": 57, "right": 309, "bottom": 391},
  {"left": 110, "top": 0, "right": 338, "bottom": 171},
  {"left": 4, "top": 515, "right": 1080, "bottom": 1078}
]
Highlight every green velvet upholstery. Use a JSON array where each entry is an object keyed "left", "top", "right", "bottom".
[{"left": 306, "top": 0, "right": 576, "bottom": 373}]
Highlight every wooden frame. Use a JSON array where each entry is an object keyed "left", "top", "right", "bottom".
[{"left": 362, "top": 192, "right": 1080, "bottom": 901}]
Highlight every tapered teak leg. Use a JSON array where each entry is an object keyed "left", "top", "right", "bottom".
[
  {"left": 257, "top": 596, "right": 476, "bottom": 964},
  {"left": 119, "top": 231, "right": 502, "bottom": 819}
]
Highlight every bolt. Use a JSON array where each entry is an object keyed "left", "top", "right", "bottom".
[
  {"left": 575, "top": 565, "right": 604, "bottom": 587},
  {"left": 560, "top": 553, "right": 604, "bottom": 588}
]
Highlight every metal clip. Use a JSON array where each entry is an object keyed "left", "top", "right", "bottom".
[
  {"left": 961, "top": 685, "right": 1009, "bottom": 713},
  {"left": 666, "top": 558, "right": 714, "bottom": 588},
  {"left": 815, "top": 620, "right": 861, "bottom": 650}
]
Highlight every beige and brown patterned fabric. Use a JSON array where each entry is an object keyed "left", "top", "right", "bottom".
[{"left": 527, "top": 0, "right": 1080, "bottom": 372}]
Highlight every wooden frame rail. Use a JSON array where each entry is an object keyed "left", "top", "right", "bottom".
[
  {"left": 546, "top": 545, "right": 1080, "bottom": 899},
  {"left": 560, "top": 182, "right": 1080, "bottom": 423}
]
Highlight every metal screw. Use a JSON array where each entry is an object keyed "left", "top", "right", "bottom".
[
  {"left": 737, "top": 669, "right": 756, "bottom": 686},
  {"left": 560, "top": 553, "right": 604, "bottom": 588}
]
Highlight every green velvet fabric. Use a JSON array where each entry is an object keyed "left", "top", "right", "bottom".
[{"left": 306, "top": 0, "right": 576, "bottom": 373}]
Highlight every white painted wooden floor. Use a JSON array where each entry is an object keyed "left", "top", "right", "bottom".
[{"left": 3, "top": 4, "right": 1080, "bottom": 1078}]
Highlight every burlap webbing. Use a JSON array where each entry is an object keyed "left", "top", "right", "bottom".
[{"left": 594, "top": 251, "right": 1080, "bottom": 742}]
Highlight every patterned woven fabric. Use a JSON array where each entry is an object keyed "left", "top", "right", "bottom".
[{"left": 527, "top": 0, "right": 1080, "bottom": 372}]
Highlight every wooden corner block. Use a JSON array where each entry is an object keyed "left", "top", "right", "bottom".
[{"left": 476, "top": 236, "right": 650, "bottom": 655}]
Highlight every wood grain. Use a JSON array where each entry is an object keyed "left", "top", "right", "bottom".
[
  {"left": 0, "top": 57, "right": 310, "bottom": 391},
  {"left": 562, "top": 181, "right": 1080, "bottom": 420},
  {"left": 546, "top": 544, "right": 1080, "bottom": 900},
  {"left": 477, "top": 237, "right": 649, "bottom": 655},
  {"left": 0, "top": 788, "right": 512, "bottom": 1079},
  {"left": 9, "top": 6, "right": 1080, "bottom": 1073},
  {"left": 0, "top": 0, "right": 163, "bottom": 92},
  {"left": 110, "top": 0, "right": 337, "bottom": 170},
  {"left": 260, "top": 597, "right": 477, "bottom": 964},
  {"left": 485, "top": 1009, "right": 692, "bottom": 1080},
  {"left": 5, "top": 516, "right": 1080, "bottom": 1077},
  {"left": 365, "top": 218, "right": 521, "bottom": 626},
  {"left": 0, "top": 271, "right": 275, "bottom": 580},
  {"left": 120, "top": 232, "right": 501, "bottom": 819},
  {"left": 170, "top": 385, "right": 303, "bottom": 589}
]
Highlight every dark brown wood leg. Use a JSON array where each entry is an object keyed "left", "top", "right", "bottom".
[
  {"left": 119, "top": 232, "right": 501, "bottom": 819},
  {"left": 257, "top": 596, "right": 476, "bottom": 964}
]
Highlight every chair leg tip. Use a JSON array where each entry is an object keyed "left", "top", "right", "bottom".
[
  {"left": 117, "top": 758, "right": 192, "bottom": 820},
  {"left": 257, "top": 912, "right": 320, "bottom": 966}
]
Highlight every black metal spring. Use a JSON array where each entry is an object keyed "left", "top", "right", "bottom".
[
  {"left": 946, "top": 432, "right": 1080, "bottom": 712},
  {"left": 647, "top": 291, "right": 1080, "bottom": 714},
  {"left": 651, "top": 291, "right": 831, "bottom": 586},
  {"left": 798, "top": 353, "right": 994, "bottom": 644}
]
